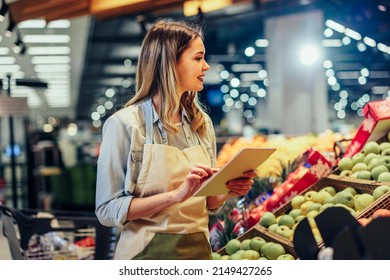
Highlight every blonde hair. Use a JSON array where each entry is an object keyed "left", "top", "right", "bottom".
[{"left": 125, "top": 19, "right": 208, "bottom": 136}]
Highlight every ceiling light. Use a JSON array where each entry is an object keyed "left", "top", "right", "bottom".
[
  {"left": 255, "top": 39, "right": 269, "bottom": 47},
  {"left": 325, "top": 20, "right": 345, "bottom": 33},
  {"left": 345, "top": 28, "right": 362, "bottom": 41},
  {"left": 47, "top": 19, "right": 71, "bottom": 29},
  {"left": 36, "top": 73, "right": 70, "bottom": 79},
  {"left": 322, "top": 39, "right": 342, "bottom": 47},
  {"left": 23, "top": 34, "right": 71, "bottom": 43},
  {"left": 0, "top": 56, "right": 15, "bottom": 64},
  {"left": 0, "top": 65, "right": 21, "bottom": 72},
  {"left": 18, "top": 19, "right": 46, "bottom": 29},
  {"left": 300, "top": 44, "right": 321, "bottom": 65},
  {"left": 27, "top": 46, "right": 71, "bottom": 55},
  {"left": 34, "top": 64, "right": 71, "bottom": 72},
  {"left": 31, "top": 56, "right": 71, "bottom": 64},
  {"left": 0, "top": 47, "right": 9, "bottom": 55},
  {"left": 363, "top": 37, "right": 376, "bottom": 47}
]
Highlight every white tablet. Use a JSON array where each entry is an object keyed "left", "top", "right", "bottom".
[{"left": 193, "top": 148, "right": 276, "bottom": 197}]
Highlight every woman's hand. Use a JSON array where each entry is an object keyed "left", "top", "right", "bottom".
[
  {"left": 174, "top": 164, "right": 216, "bottom": 202},
  {"left": 225, "top": 169, "right": 257, "bottom": 197}
]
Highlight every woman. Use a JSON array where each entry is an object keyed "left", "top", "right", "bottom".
[{"left": 95, "top": 19, "right": 257, "bottom": 260}]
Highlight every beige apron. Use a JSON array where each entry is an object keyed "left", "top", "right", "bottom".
[{"left": 114, "top": 101, "right": 212, "bottom": 260}]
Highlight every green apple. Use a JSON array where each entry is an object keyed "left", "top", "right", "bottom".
[
  {"left": 235, "top": 249, "right": 246, "bottom": 257},
  {"left": 275, "top": 225, "right": 294, "bottom": 239},
  {"left": 352, "top": 162, "right": 368, "bottom": 173},
  {"left": 378, "top": 172, "right": 390, "bottom": 182},
  {"left": 288, "top": 209, "right": 302, "bottom": 219},
  {"left": 381, "top": 156, "right": 390, "bottom": 170},
  {"left": 373, "top": 185, "right": 390, "bottom": 200},
  {"left": 242, "top": 250, "right": 260, "bottom": 260},
  {"left": 343, "top": 187, "right": 358, "bottom": 196},
  {"left": 363, "top": 141, "right": 380, "bottom": 155},
  {"left": 333, "top": 191, "right": 355, "bottom": 208},
  {"left": 277, "top": 254, "right": 295, "bottom": 260},
  {"left": 321, "top": 186, "right": 336, "bottom": 196},
  {"left": 379, "top": 142, "right": 390, "bottom": 153},
  {"left": 352, "top": 153, "right": 365, "bottom": 165},
  {"left": 259, "top": 212, "right": 276, "bottom": 227},
  {"left": 319, "top": 203, "right": 334, "bottom": 212},
  {"left": 291, "top": 195, "right": 306, "bottom": 209},
  {"left": 351, "top": 172, "right": 360, "bottom": 179},
  {"left": 338, "top": 157, "right": 353, "bottom": 171},
  {"left": 357, "top": 170, "right": 372, "bottom": 180},
  {"left": 364, "top": 153, "right": 380, "bottom": 165},
  {"left": 300, "top": 200, "right": 314, "bottom": 215},
  {"left": 307, "top": 202, "right": 322, "bottom": 213},
  {"left": 339, "top": 170, "right": 352, "bottom": 177},
  {"left": 240, "top": 239, "right": 251, "bottom": 250},
  {"left": 261, "top": 242, "right": 273, "bottom": 257},
  {"left": 278, "top": 214, "right": 295, "bottom": 229},
  {"left": 306, "top": 210, "right": 319, "bottom": 219},
  {"left": 268, "top": 224, "right": 278, "bottom": 233},
  {"left": 314, "top": 189, "right": 332, "bottom": 204},
  {"left": 295, "top": 215, "right": 306, "bottom": 223},
  {"left": 249, "top": 237, "right": 266, "bottom": 252},
  {"left": 264, "top": 243, "right": 286, "bottom": 260},
  {"left": 225, "top": 239, "right": 241, "bottom": 255},
  {"left": 368, "top": 158, "right": 386, "bottom": 171},
  {"left": 371, "top": 165, "right": 389, "bottom": 180},
  {"left": 304, "top": 190, "right": 318, "bottom": 202},
  {"left": 354, "top": 193, "right": 374, "bottom": 212},
  {"left": 381, "top": 147, "right": 390, "bottom": 157},
  {"left": 212, "top": 252, "right": 221, "bottom": 260},
  {"left": 221, "top": 255, "right": 230, "bottom": 260},
  {"left": 229, "top": 253, "right": 243, "bottom": 260}
]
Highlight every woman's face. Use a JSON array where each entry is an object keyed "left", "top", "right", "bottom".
[{"left": 177, "top": 37, "right": 210, "bottom": 94}]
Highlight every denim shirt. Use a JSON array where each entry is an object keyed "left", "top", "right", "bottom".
[{"left": 95, "top": 99, "right": 217, "bottom": 228}]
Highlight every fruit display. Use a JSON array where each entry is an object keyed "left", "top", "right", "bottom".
[
  {"left": 216, "top": 130, "right": 348, "bottom": 178},
  {"left": 212, "top": 226, "right": 297, "bottom": 260},
  {"left": 337, "top": 138, "right": 390, "bottom": 182},
  {"left": 257, "top": 175, "right": 390, "bottom": 243}
]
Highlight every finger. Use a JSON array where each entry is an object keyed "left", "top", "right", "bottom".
[
  {"left": 243, "top": 169, "right": 257, "bottom": 177},
  {"left": 189, "top": 167, "right": 210, "bottom": 178},
  {"left": 227, "top": 178, "right": 254, "bottom": 186}
]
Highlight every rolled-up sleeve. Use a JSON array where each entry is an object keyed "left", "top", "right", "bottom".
[{"left": 95, "top": 115, "right": 133, "bottom": 227}]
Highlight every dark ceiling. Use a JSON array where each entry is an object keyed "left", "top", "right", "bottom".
[{"left": 76, "top": 0, "right": 390, "bottom": 124}]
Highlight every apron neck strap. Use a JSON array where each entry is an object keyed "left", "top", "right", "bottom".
[{"left": 141, "top": 99, "right": 167, "bottom": 144}]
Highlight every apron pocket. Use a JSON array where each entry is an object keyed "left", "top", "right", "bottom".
[{"left": 132, "top": 232, "right": 211, "bottom": 260}]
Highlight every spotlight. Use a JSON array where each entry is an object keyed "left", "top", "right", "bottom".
[{"left": 0, "top": 0, "right": 8, "bottom": 22}]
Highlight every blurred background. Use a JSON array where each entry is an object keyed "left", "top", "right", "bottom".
[{"left": 0, "top": 0, "right": 389, "bottom": 211}]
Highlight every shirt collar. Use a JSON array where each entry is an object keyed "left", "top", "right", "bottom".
[{"left": 148, "top": 98, "right": 191, "bottom": 125}]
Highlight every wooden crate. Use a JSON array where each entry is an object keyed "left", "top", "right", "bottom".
[
  {"left": 272, "top": 174, "right": 390, "bottom": 217},
  {"left": 356, "top": 191, "right": 390, "bottom": 219}
]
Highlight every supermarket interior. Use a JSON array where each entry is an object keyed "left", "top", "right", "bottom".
[{"left": 0, "top": 0, "right": 390, "bottom": 260}]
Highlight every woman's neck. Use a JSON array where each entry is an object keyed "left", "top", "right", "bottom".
[{"left": 152, "top": 94, "right": 181, "bottom": 123}]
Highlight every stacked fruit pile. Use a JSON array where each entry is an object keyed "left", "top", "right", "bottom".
[
  {"left": 216, "top": 130, "right": 347, "bottom": 178},
  {"left": 338, "top": 139, "right": 390, "bottom": 182},
  {"left": 212, "top": 236, "right": 295, "bottom": 260},
  {"left": 258, "top": 184, "right": 390, "bottom": 243}
]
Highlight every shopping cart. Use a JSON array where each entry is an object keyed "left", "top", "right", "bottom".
[{"left": 0, "top": 204, "right": 116, "bottom": 260}]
